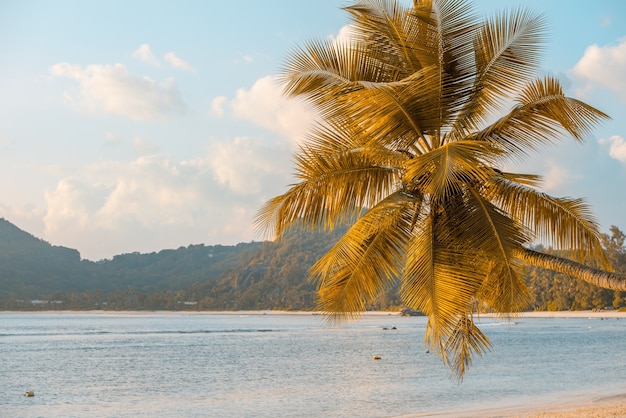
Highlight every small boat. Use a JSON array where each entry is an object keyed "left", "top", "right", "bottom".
[{"left": 25, "top": 391, "right": 35, "bottom": 397}]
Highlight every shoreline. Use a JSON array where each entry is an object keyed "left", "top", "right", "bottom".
[
  {"left": 419, "top": 391, "right": 626, "bottom": 418},
  {"left": 481, "top": 310, "right": 626, "bottom": 319},
  {"left": 1, "top": 309, "right": 625, "bottom": 318}
]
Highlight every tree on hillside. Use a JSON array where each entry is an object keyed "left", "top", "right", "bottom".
[{"left": 256, "top": 0, "right": 626, "bottom": 379}]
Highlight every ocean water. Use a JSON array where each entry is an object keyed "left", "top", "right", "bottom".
[{"left": 1, "top": 312, "right": 624, "bottom": 417}]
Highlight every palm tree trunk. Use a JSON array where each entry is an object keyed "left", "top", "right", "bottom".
[{"left": 515, "top": 247, "right": 626, "bottom": 291}]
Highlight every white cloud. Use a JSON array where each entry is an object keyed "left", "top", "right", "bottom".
[
  {"left": 132, "top": 44, "right": 160, "bottom": 67},
  {"left": 210, "top": 96, "right": 227, "bottom": 117},
  {"left": 0, "top": 202, "right": 45, "bottom": 239},
  {"left": 105, "top": 132, "right": 122, "bottom": 145},
  {"left": 571, "top": 37, "right": 626, "bottom": 102},
  {"left": 207, "top": 136, "right": 291, "bottom": 195},
  {"left": 40, "top": 140, "right": 292, "bottom": 260},
  {"left": 228, "top": 75, "right": 316, "bottom": 146},
  {"left": 50, "top": 62, "right": 186, "bottom": 120},
  {"left": 44, "top": 178, "right": 108, "bottom": 231},
  {"left": 132, "top": 137, "right": 159, "bottom": 155},
  {"left": 164, "top": 52, "right": 195, "bottom": 72},
  {"left": 600, "top": 135, "right": 626, "bottom": 164},
  {"left": 542, "top": 161, "right": 571, "bottom": 191},
  {"left": 327, "top": 24, "right": 355, "bottom": 44}
]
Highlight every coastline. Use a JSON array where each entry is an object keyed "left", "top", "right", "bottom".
[
  {"left": 420, "top": 391, "right": 626, "bottom": 418},
  {"left": 1, "top": 309, "right": 624, "bottom": 318},
  {"left": 482, "top": 310, "right": 626, "bottom": 319}
]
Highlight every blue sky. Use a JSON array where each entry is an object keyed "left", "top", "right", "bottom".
[{"left": 0, "top": 0, "right": 625, "bottom": 261}]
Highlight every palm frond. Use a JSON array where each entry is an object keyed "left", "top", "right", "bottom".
[
  {"left": 312, "top": 191, "right": 419, "bottom": 321},
  {"left": 463, "top": 77, "right": 609, "bottom": 159},
  {"left": 516, "top": 77, "right": 610, "bottom": 141},
  {"left": 404, "top": 140, "right": 502, "bottom": 199},
  {"left": 443, "top": 315, "right": 491, "bottom": 381},
  {"left": 345, "top": 0, "right": 429, "bottom": 76},
  {"left": 457, "top": 186, "right": 530, "bottom": 313},
  {"left": 281, "top": 37, "right": 396, "bottom": 114},
  {"left": 402, "top": 210, "right": 487, "bottom": 355},
  {"left": 450, "top": 7, "right": 547, "bottom": 137},
  {"left": 429, "top": 0, "right": 478, "bottom": 141},
  {"left": 331, "top": 66, "right": 444, "bottom": 153},
  {"left": 304, "top": 120, "right": 409, "bottom": 166},
  {"left": 254, "top": 146, "right": 399, "bottom": 239},
  {"left": 478, "top": 260, "right": 530, "bottom": 314},
  {"left": 486, "top": 175, "right": 611, "bottom": 269},
  {"left": 496, "top": 171, "right": 542, "bottom": 187}
]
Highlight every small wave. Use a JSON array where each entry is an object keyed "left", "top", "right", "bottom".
[
  {"left": 170, "top": 329, "right": 275, "bottom": 334},
  {"left": 477, "top": 321, "right": 520, "bottom": 327},
  {"left": 0, "top": 330, "right": 114, "bottom": 337},
  {"left": 1, "top": 329, "right": 277, "bottom": 338}
]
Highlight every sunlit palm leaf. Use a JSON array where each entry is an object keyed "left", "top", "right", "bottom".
[
  {"left": 312, "top": 191, "right": 418, "bottom": 320},
  {"left": 282, "top": 39, "right": 391, "bottom": 115},
  {"left": 427, "top": 0, "right": 478, "bottom": 141},
  {"left": 255, "top": 147, "right": 398, "bottom": 238},
  {"left": 334, "top": 67, "right": 444, "bottom": 153},
  {"left": 516, "top": 77, "right": 610, "bottom": 141},
  {"left": 486, "top": 175, "right": 611, "bottom": 268},
  {"left": 444, "top": 315, "right": 491, "bottom": 381},
  {"left": 479, "top": 259, "right": 530, "bottom": 314},
  {"left": 468, "top": 77, "right": 609, "bottom": 157},
  {"left": 404, "top": 140, "right": 501, "bottom": 199},
  {"left": 450, "top": 8, "right": 547, "bottom": 138},
  {"left": 345, "top": 0, "right": 430, "bottom": 76},
  {"left": 458, "top": 187, "right": 530, "bottom": 313},
  {"left": 402, "top": 211, "right": 487, "bottom": 358}
]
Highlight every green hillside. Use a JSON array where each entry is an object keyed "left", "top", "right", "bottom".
[
  {"left": 0, "top": 218, "right": 262, "bottom": 303},
  {"left": 0, "top": 218, "right": 623, "bottom": 311}
]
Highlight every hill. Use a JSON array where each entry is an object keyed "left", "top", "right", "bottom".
[
  {"left": 0, "top": 218, "right": 347, "bottom": 310},
  {"left": 0, "top": 218, "right": 623, "bottom": 311},
  {"left": 0, "top": 218, "right": 262, "bottom": 303}
]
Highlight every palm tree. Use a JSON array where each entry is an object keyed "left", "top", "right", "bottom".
[{"left": 255, "top": 0, "right": 626, "bottom": 379}]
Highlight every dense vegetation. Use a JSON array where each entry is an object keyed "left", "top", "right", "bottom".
[{"left": 0, "top": 218, "right": 623, "bottom": 312}]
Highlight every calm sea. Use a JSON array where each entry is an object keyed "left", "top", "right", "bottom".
[{"left": 1, "top": 312, "right": 624, "bottom": 417}]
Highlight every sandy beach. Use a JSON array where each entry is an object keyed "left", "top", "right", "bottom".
[
  {"left": 453, "top": 394, "right": 626, "bottom": 418},
  {"left": 498, "top": 310, "right": 626, "bottom": 319},
  {"left": 413, "top": 389, "right": 626, "bottom": 417}
]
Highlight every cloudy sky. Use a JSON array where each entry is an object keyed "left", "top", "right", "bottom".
[{"left": 1, "top": 0, "right": 625, "bottom": 261}]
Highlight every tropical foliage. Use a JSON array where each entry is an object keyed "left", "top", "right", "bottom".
[
  {"left": 256, "top": 0, "right": 626, "bottom": 378},
  {"left": 3, "top": 224, "right": 623, "bottom": 313}
]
